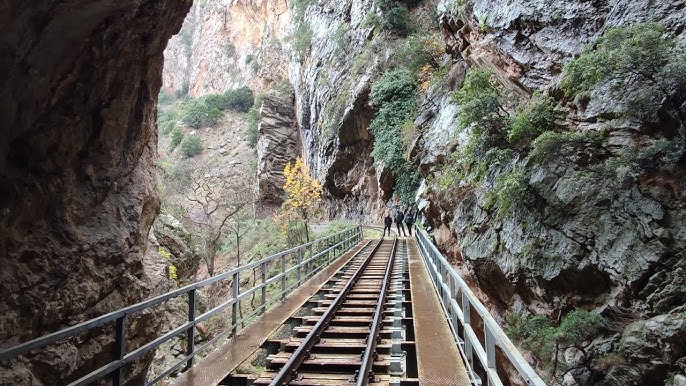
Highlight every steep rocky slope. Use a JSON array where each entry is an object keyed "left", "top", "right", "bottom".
[
  {"left": 162, "top": 0, "right": 290, "bottom": 97},
  {"left": 0, "top": 1, "right": 191, "bottom": 384}
]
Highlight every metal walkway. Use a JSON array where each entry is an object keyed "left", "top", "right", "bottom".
[{"left": 0, "top": 227, "right": 544, "bottom": 386}]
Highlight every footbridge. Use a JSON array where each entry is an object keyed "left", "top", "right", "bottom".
[{"left": 0, "top": 227, "right": 545, "bottom": 386}]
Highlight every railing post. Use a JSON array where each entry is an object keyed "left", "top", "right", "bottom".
[
  {"left": 232, "top": 272, "right": 239, "bottom": 336},
  {"left": 260, "top": 262, "right": 267, "bottom": 314},
  {"left": 486, "top": 326, "right": 496, "bottom": 371},
  {"left": 450, "top": 277, "right": 460, "bottom": 336},
  {"left": 280, "top": 254, "right": 286, "bottom": 300},
  {"left": 297, "top": 248, "right": 302, "bottom": 285},
  {"left": 112, "top": 316, "right": 126, "bottom": 386},
  {"left": 185, "top": 289, "right": 196, "bottom": 370},
  {"left": 308, "top": 243, "right": 313, "bottom": 277},
  {"left": 462, "top": 292, "right": 473, "bottom": 366}
]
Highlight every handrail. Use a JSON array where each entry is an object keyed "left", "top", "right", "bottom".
[
  {"left": 0, "top": 226, "right": 363, "bottom": 386},
  {"left": 415, "top": 228, "right": 546, "bottom": 386}
]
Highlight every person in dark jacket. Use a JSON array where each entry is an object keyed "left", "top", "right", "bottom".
[
  {"left": 383, "top": 212, "right": 393, "bottom": 237},
  {"left": 404, "top": 208, "right": 415, "bottom": 236},
  {"left": 394, "top": 209, "right": 407, "bottom": 237}
]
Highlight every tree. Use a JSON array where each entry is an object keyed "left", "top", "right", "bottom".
[
  {"left": 181, "top": 99, "right": 210, "bottom": 128},
  {"left": 561, "top": 22, "right": 686, "bottom": 164},
  {"left": 183, "top": 170, "right": 250, "bottom": 276},
  {"left": 282, "top": 157, "right": 322, "bottom": 243}
]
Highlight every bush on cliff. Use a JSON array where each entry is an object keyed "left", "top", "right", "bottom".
[
  {"left": 168, "top": 127, "right": 184, "bottom": 152},
  {"left": 369, "top": 69, "right": 420, "bottom": 204},
  {"left": 508, "top": 93, "right": 559, "bottom": 144},
  {"left": 561, "top": 22, "right": 686, "bottom": 163},
  {"left": 507, "top": 310, "right": 607, "bottom": 382}
]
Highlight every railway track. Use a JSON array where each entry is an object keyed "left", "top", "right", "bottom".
[{"left": 241, "top": 238, "right": 415, "bottom": 386}]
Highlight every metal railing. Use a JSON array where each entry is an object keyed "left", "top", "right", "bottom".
[
  {"left": 415, "top": 228, "right": 545, "bottom": 386},
  {"left": 0, "top": 226, "right": 363, "bottom": 386}
]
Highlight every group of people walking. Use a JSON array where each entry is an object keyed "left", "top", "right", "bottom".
[{"left": 383, "top": 207, "right": 415, "bottom": 238}]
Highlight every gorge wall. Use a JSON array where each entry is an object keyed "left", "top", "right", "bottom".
[
  {"left": 0, "top": 1, "right": 190, "bottom": 384},
  {"left": 162, "top": 0, "right": 290, "bottom": 97},
  {"left": 222, "top": 0, "right": 684, "bottom": 383}
]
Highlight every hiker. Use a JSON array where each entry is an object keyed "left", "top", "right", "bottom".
[
  {"left": 395, "top": 209, "right": 407, "bottom": 237},
  {"left": 404, "top": 208, "right": 415, "bottom": 236},
  {"left": 383, "top": 212, "right": 393, "bottom": 237}
]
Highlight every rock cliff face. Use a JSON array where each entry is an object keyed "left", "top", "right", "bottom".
[
  {"left": 162, "top": 1, "right": 686, "bottom": 383},
  {"left": 0, "top": 1, "right": 190, "bottom": 384},
  {"left": 256, "top": 92, "right": 300, "bottom": 213},
  {"left": 287, "top": 0, "right": 390, "bottom": 220},
  {"left": 412, "top": 0, "right": 686, "bottom": 384},
  {"left": 259, "top": 0, "right": 686, "bottom": 383},
  {"left": 162, "top": 0, "right": 290, "bottom": 97}
]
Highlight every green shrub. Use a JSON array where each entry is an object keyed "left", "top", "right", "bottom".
[
  {"left": 380, "top": 6, "right": 413, "bottom": 35},
  {"left": 452, "top": 69, "right": 509, "bottom": 133},
  {"left": 361, "top": 12, "right": 381, "bottom": 29},
  {"left": 391, "top": 33, "right": 443, "bottom": 74},
  {"left": 508, "top": 93, "right": 559, "bottom": 144},
  {"left": 168, "top": 127, "right": 184, "bottom": 152},
  {"left": 180, "top": 134, "right": 203, "bottom": 157},
  {"left": 203, "top": 93, "right": 228, "bottom": 111},
  {"left": 158, "top": 108, "right": 179, "bottom": 135},
  {"left": 507, "top": 310, "right": 606, "bottom": 378},
  {"left": 528, "top": 130, "right": 606, "bottom": 164},
  {"left": 484, "top": 168, "right": 528, "bottom": 215},
  {"left": 369, "top": 100, "right": 413, "bottom": 169},
  {"left": 561, "top": 22, "right": 686, "bottom": 129},
  {"left": 181, "top": 99, "right": 211, "bottom": 128},
  {"left": 245, "top": 95, "right": 264, "bottom": 148},
  {"left": 289, "top": 24, "right": 313, "bottom": 58},
  {"left": 206, "top": 107, "right": 223, "bottom": 126},
  {"left": 158, "top": 91, "right": 173, "bottom": 105},
  {"left": 223, "top": 87, "right": 254, "bottom": 112},
  {"left": 370, "top": 69, "right": 416, "bottom": 105}
]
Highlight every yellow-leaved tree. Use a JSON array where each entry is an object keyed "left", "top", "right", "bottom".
[{"left": 282, "top": 156, "right": 322, "bottom": 243}]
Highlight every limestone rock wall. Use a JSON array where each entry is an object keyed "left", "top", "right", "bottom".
[
  {"left": 256, "top": 92, "right": 300, "bottom": 213},
  {"left": 0, "top": 1, "right": 190, "bottom": 384},
  {"left": 162, "top": 0, "right": 290, "bottom": 97},
  {"left": 408, "top": 0, "right": 686, "bottom": 384},
  {"left": 287, "top": 0, "right": 386, "bottom": 221}
]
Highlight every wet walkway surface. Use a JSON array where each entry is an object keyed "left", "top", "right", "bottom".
[{"left": 408, "top": 238, "right": 472, "bottom": 386}]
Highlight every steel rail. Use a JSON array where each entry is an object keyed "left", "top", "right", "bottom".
[
  {"left": 268, "top": 239, "right": 385, "bottom": 386},
  {"left": 356, "top": 238, "right": 397, "bottom": 386}
]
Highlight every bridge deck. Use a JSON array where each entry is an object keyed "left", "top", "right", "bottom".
[{"left": 172, "top": 238, "right": 472, "bottom": 386}]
